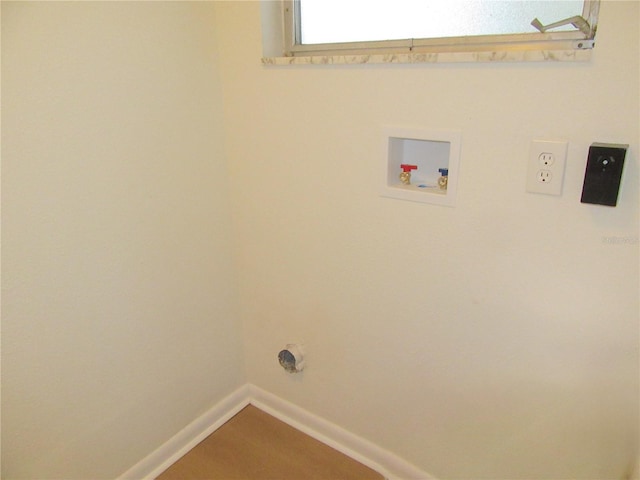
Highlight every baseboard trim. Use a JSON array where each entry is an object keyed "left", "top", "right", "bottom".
[
  {"left": 117, "top": 384, "right": 250, "bottom": 480},
  {"left": 248, "top": 384, "right": 435, "bottom": 480},
  {"left": 118, "top": 382, "right": 436, "bottom": 480}
]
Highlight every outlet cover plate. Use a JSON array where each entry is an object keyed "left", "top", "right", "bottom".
[{"left": 526, "top": 140, "right": 568, "bottom": 196}]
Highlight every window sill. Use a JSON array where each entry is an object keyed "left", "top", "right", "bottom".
[{"left": 262, "top": 48, "right": 591, "bottom": 65}]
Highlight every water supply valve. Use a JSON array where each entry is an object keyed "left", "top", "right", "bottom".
[
  {"left": 438, "top": 168, "right": 449, "bottom": 190},
  {"left": 399, "top": 164, "right": 418, "bottom": 185}
]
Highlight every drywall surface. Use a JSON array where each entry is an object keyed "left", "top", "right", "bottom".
[
  {"left": 1, "top": 3, "right": 245, "bottom": 478},
  {"left": 216, "top": 2, "right": 639, "bottom": 479}
]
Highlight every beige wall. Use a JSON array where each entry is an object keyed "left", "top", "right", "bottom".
[
  {"left": 216, "top": 2, "right": 639, "bottom": 479},
  {"left": 1, "top": 2, "right": 245, "bottom": 478},
  {"left": 2, "top": 1, "right": 638, "bottom": 479}
]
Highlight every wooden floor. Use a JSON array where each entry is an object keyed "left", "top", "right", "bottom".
[{"left": 156, "top": 405, "right": 383, "bottom": 480}]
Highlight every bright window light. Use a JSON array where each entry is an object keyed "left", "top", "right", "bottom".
[{"left": 299, "top": 0, "right": 585, "bottom": 45}]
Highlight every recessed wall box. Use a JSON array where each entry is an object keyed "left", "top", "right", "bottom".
[
  {"left": 580, "top": 143, "right": 628, "bottom": 207},
  {"left": 382, "top": 127, "right": 461, "bottom": 206}
]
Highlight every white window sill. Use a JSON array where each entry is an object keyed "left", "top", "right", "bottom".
[{"left": 262, "top": 49, "right": 591, "bottom": 65}]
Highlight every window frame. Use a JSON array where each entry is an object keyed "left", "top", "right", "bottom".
[{"left": 282, "top": 0, "right": 599, "bottom": 58}]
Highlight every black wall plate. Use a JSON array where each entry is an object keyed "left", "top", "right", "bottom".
[{"left": 580, "top": 143, "right": 628, "bottom": 207}]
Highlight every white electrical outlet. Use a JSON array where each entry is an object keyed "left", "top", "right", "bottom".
[
  {"left": 539, "top": 152, "right": 555, "bottom": 166},
  {"left": 537, "top": 170, "right": 552, "bottom": 182},
  {"left": 526, "top": 140, "right": 568, "bottom": 195}
]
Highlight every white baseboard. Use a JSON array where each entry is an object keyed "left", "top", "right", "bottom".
[
  {"left": 248, "top": 384, "right": 435, "bottom": 480},
  {"left": 117, "top": 384, "right": 250, "bottom": 480},
  {"left": 118, "top": 382, "right": 436, "bottom": 480}
]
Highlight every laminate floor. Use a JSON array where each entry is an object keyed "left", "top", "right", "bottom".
[{"left": 156, "top": 405, "right": 384, "bottom": 480}]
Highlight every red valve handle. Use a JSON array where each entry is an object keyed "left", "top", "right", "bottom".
[{"left": 400, "top": 164, "right": 418, "bottom": 172}]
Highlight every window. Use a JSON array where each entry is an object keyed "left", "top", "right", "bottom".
[{"left": 272, "top": 0, "right": 600, "bottom": 63}]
